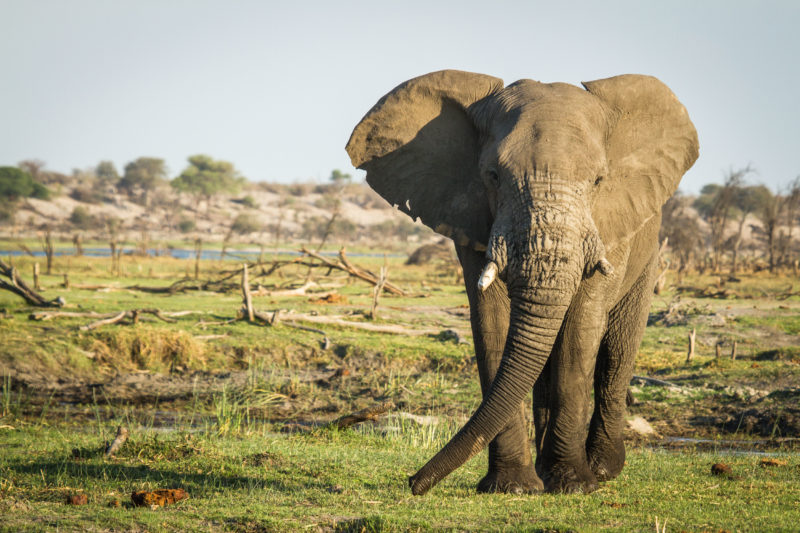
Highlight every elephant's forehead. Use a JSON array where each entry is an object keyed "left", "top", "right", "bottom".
[
  {"left": 488, "top": 81, "right": 609, "bottom": 178},
  {"left": 494, "top": 108, "right": 607, "bottom": 179},
  {"left": 496, "top": 80, "right": 607, "bottom": 132}
]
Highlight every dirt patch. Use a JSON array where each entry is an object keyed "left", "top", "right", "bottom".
[{"left": 710, "top": 405, "right": 800, "bottom": 437}]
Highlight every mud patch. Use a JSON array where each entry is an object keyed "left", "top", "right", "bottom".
[{"left": 716, "top": 406, "right": 800, "bottom": 437}]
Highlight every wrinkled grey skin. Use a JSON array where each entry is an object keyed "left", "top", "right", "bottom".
[{"left": 346, "top": 70, "right": 698, "bottom": 495}]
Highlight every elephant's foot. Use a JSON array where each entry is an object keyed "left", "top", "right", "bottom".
[
  {"left": 587, "top": 439, "right": 626, "bottom": 482},
  {"left": 539, "top": 462, "right": 598, "bottom": 494},
  {"left": 477, "top": 463, "right": 543, "bottom": 494}
]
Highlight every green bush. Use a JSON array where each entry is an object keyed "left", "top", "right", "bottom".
[
  {"left": 69, "top": 206, "right": 95, "bottom": 229},
  {"left": 178, "top": 217, "right": 196, "bottom": 233},
  {"left": 240, "top": 194, "right": 258, "bottom": 208},
  {"left": 30, "top": 181, "right": 51, "bottom": 200},
  {"left": 231, "top": 213, "right": 261, "bottom": 235}
]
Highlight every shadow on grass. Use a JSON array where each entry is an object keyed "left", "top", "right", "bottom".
[{"left": 4, "top": 454, "right": 338, "bottom": 501}]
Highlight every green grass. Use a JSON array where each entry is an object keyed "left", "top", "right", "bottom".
[
  {"left": 2, "top": 252, "right": 800, "bottom": 530},
  {"left": 1, "top": 423, "right": 798, "bottom": 532}
]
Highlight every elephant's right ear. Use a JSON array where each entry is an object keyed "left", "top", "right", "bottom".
[{"left": 346, "top": 70, "right": 504, "bottom": 249}]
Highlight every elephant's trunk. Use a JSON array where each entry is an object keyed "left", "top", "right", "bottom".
[
  {"left": 409, "top": 181, "right": 613, "bottom": 495},
  {"left": 409, "top": 272, "right": 576, "bottom": 495}
]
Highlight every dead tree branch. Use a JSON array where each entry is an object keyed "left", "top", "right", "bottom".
[
  {"left": 301, "top": 246, "right": 404, "bottom": 295},
  {"left": 105, "top": 426, "right": 129, "bottom": 457},
  {"left": 28, "top": 308, "right": 190, "bottom": 330},
  {"left": 253, "top": 309, "right": 447, "bottom": 336},
  {"left": 326, "top": 401, "right": 395, "bottom": 430},
  {"left": 0, "top": 259, "right": 64, "bottom": 307}
]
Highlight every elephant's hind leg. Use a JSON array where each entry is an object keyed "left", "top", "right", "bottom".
[
  {"left": 587, "top": 254, "right": 657, "bottom": 482},
  {"left": 457, "top": 245, "right": 542, "bottom": 494}
]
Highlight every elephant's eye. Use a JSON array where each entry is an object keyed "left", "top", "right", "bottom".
[{"left": 487, "top": 170, "right": 499, "bottom": 184}]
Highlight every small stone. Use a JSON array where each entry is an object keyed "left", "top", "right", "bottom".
[{"left": 626, "top": 415, "right": 656, "bottom": 435}]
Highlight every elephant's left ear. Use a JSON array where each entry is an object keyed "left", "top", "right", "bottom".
[{"left": 582, "top": 75, "right": 699, "bottom": 249}]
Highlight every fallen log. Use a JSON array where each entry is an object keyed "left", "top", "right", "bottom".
[
  {"left": 30, "top": 309, "right": 201, "bottom": 322},
  {"left": 0, "top": 258, "right": 64, "bottom": 307},
  {"left": 255, "top": 309, "right": 448, "bottom": 336},
  {"left": 631, "top": 375, "right": 685, "bottom": 389}
]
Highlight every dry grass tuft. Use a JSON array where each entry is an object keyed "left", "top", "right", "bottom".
[{"left": 89, "top": 327, "right": 206, "bottom": 371}]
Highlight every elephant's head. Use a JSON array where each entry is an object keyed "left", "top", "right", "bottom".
[{"left": 346, "top": 70, "right": 698, "bottom": 495}]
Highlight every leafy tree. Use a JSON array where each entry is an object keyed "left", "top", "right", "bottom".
[
  {"left": 329, "top": 169, "right": 352, "bottom": 184},
  {"left": 119, "top": 157, "right": 167, "bottom": 203},
  {"left": 0, "top": 167, "right": 36, "bottom": 200},
  {"left": 95, "top": 160, "right": 120, "bottom": 182},
  {"left": 172, "top": 155, "right": 244, "bottom": 210},
  {"left": 0, "top": 166, "right": 50, "bottom": 201}
]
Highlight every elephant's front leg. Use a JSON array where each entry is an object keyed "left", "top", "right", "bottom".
[
  {"left": 537, "top": 288, "right": 608, "bottom": 494},
  {"left": 587, "top": 253, "right": 657, "bottom": 482},
  {"left": 457, "top": 245, "right": 542, "bottom": 494}
]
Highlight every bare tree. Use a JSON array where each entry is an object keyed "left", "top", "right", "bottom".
[
  {"left": 779, "top": 176, "right": 800, "bottom": 268},
  {"left": 730, "top": 183, "right": 771, "bottom": 274},
  {"left": 693, "top": 165, "right": 754, "bottom": 272},
  {"left": 660, "top": 191, "right": 703, "bottom": 275}
]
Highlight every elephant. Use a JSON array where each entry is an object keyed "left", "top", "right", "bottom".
[{"left": 345, "top": 70, "right": 698, "bottom": 495}]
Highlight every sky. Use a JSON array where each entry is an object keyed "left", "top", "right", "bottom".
[{"left": 1, "top": 0, "right": 798, "bottom": 194}]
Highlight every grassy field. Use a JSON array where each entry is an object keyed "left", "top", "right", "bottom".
[{"left": 1, "top": 244, "right": 799, "bottom": 531}]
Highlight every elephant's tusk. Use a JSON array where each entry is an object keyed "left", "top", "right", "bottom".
[
  {"left": 477, "top": 262, "right": 498, "bottom": 291},
  {"left": 596, "top": 258, "right": 614, "bottom": 276}
]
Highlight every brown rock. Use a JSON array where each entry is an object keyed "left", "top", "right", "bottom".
[
  {"left": 66, "top": 493, "right": 88, "bottom": 505},
  {"left": 131, "top": 488, "right": 189, "bottom": 507}
]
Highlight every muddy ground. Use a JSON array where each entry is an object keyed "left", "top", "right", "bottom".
[{"left": 7, "top": 350, "right": 800, "bottom": 446}]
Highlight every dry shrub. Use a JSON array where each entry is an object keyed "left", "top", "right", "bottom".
[{"left": 90, "top": 327, "right": 206, "bottom": 371}]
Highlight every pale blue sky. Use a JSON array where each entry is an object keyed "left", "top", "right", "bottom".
[{"left": 1, "top": 0, "right": 798, "bottom": 193}]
